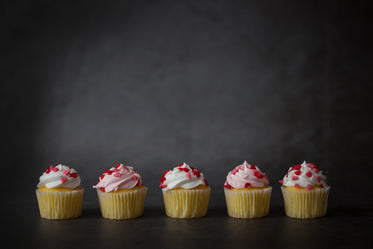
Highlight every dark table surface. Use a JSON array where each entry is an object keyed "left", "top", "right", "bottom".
[{"left": 6, "top": 205, "right": 372, "bottom": 249}]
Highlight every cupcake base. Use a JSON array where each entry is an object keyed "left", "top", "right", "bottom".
[
  {"left": 281, "top": 186, "right": 331, "bottom": 219},
  {"left": 96, "top": 186, "right": 148, "bottom": 219},
  {"left": 162, "top": 186, "right": 211, "bottom": 218},
  {"left": 224, "top": 187, "right": 272, "bottom": 218},
  {"left": 36, "top": 188, "right": 84, "bottom": 219}
]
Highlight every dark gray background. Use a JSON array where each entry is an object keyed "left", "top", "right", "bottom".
[{"left": 2, "top": 0, "right": 373, "bottom": 248}]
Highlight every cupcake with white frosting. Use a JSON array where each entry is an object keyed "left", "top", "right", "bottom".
[
  {"left": 93, "top": 163, "right": 147, "bottom": 219},
  {"left": 279, "top": 161, "right": 331, "bottom": 218},
  {"left": 160, "top": 163, "right": 210, "bottom": 218},
  {"left": 36, "top": 164, "right": 84, "bottom": 219},
  {"left": 224, "top": 161, "right": 272, "bottom": 218}
]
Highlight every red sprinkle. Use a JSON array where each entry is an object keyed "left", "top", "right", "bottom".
[
  {"left": 100, "top": 187, "right": 106, "bottom": 192},
  {"left": 178, "top": 167, "right": 190, "bottom": 172},
  {"left": 132, "top": 175, "right": 137, "bottom": 181},
  {"left": 306, "top": 184, "right": 313, "bottom": 191},
  {"left": 178, "top": 163, "right": 183, "bottom": 167},
  {"left": 253, "top": 170, "right": 261, "bottom": 179},
  {"left": 231, "top": 167, "right": 240, "bottom": 174},
  {"left": 160, "top": 184, "right": 167, "bottom": 188},
  {"left": 160, "top": 175, "right": 166, "bottom": 184},
  {"left": 320, "top": 184, "right": 324, "bottom": 189},
  {"left": 44, "top": 168, "right": 51, "bottom": 174},
  {"left": 63, "top": 170, "right": 71, "bottom": 175},
  {"left": 305, "top": 171, "right": 313, "bottom": 177},
  {"left": 294, "top": 170, "right": 301, "bottom": 175},
  {"left": 70, "top": 173, "right": 78, "bottom": 178},
  {"left": 204, "top": 179, "right": 209, "bottom": 186},
  {"left": 293, "top": 165, "right": 301, "bottom": 170},
  {"left": 164, "top": 170, "right": 171, "bottom": 175},
  {"left": 60, "top": 177, "right": 67, "bottom": 184},
  {"left": 192, "top": 169, "right": 201, "bottom": 177},
  {"left": 312, "top": 168, "right": 319, "bottom": 173},
  {"left": 278, "top": 180, "right": 284, "bottom": 184},
  {"left": 50, "top": 165, "right": 58, "bottom": 172},
  {"left": 224, "top": 182, "right": 232, "bottom": 189},
  {"left": 115, "top": 164, "right": 122, "bottom": 169},
  {"left": 307, "top": 163, "right": 316, "bottom": 169},
  {"left": 114, "top": 172, "right": 121, "bottom": 177},
  {"left": 292, "top": 176, "right": 299, "bottom": 181},
  {"left": 294, "top": 183, "right": 300, "bottom": 189},
  {"left": 315, "top": 176, "right": 321, "bottom": 183},
  {"left": 186, "top": 173, "right": 191, "bottom": 179},
  {"left": 250, "top": 164, "right": 256, "bottom": 170},
  {"left": 245, "top": 182, "right": 251, "bottom": 188}
]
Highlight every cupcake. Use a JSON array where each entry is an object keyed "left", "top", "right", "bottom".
[
  {"left": 36, "top": 164, "right": 84, "bottom": 219},
  {"left": 160, "top": 162, "right": 210, "bottom": 218},
  {"left": 279, "top": 161, "right": 330, "bottom": 219},
  {"left": 224, "top": 161, "right": 272, "bottom": 218},
  {"left": 93, "top": 164, "right": 147, "bottom": 219}
]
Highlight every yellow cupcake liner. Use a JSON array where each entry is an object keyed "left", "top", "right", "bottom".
[
  {"left": 162, "top": 187, "right": 211, "bottom": 218},
  {"left": 281, "top": 186, "right": 331, "bottom": 219},
  {"left": 224, "top": 187, "right": 272, "bottom": 218},
  {"left": 36, "top": 188, "right": 84, "bottom": 219},
  {"left": 96, "top": 186, "right": 148, "bottom": 219}
]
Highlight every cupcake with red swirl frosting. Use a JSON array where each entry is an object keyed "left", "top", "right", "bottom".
[
  {"left": 93, "top": 163, "right": 147, "bottom": 219},
  {"left": 224, "top": 161, "right": 272, "bottom": 218},
  {"left": 160, "top": 162, "right": 210, "bottom": 218},
  {"left": 279, "top": 161, "right": 330, "bottom": 218},
  {"left": 36, "top": 164, "right": 84, "bottom": 219}
]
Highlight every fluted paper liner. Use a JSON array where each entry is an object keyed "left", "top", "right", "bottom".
[
  {"left": 281, "top": 186, "right": 330, "bottom": 218},
  {"left": 224, "top": 187, "right": 272, "bottom": 218},
  {"left": 96, "top": 186, "right": 148, "bottom": 219},
  {"left": 36, "top": 188, "right": 84, "bottom": 219},
  {"left": 162, "top": 187, "right": 211, "bottom": 218}
]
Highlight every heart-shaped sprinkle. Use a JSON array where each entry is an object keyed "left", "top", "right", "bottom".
[
  {"left": 305, "top": 171, "right": 313, "bottom": 177},
  {"left": 132, "top": 175, "right": 137, "bottom": 180},
  {"left": 160, "top": 184, "right": 167, "bottom": 188},
  {"left": 250, "top": 164, "right": 256, "bottom": 170},
  {"left": 63, "top": 170, "right": 71, "bottom": 175},
  {"left": 186, "top": 173, "right": 191, "bottom": 179},
  {"left": 50, "top": 165, "right": 58, "bottom": 172},
  {"left": 293, "top": 165, "right": 301, "bottom": 170},
  {"left": 100, "top": 187, "right": 106, "bottom": 192},
  {"left": 306, "top": 184, "right": 313, "bottom": 191},
  {"left": 292, "top": 176, "right": 298, "bottom": 181},
  {"left": 278, "top": 180, "right": 284, "bottom": 184},
  {"left": 312, "top": 168, "right": 319, "bottom": 173},
  {"left": 70, "top": 173, "right": 78, "bottom": 178},
  {"left": 224, "top": 182, "right": 232, "bottom": 189},
  {"left": 315, "top": 176, "right": 321, "bottom": 183},
  {"left": 295, "top": 170, "right": 301, "bottom": 175},
  {"left": 245, "top": 182, "right": 251, "bottom": 188},
  {"left": 60, "top": 177, "right": 67, "bottom": 184},
  {"left": 294, "top": 183, "right": 300, "bottom": 189}
]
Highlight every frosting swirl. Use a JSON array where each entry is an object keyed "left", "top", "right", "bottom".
[
  {"left": 160, "top": 163, "right": 208, "bottom": 191},
  {"left": 93, "top": 164, "right": 143, "bottom": 192},
  {"left": 37, "top": 164, "right": 81, "bottom": 189},
  {"left": 279, "top": 161, "right": 328, "bottom": 190},
  {"left": 224, "top": 161, "right": 269, "bottom": 189}
]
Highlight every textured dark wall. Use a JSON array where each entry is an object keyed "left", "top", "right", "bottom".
[{"left": 2, "top": 1, "right": 372, "bottom": 211}]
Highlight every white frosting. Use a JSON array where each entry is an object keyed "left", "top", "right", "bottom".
[
  {"left": 37, "top": 164, "right": 81, "bottom": 189},
  {"left": 161, "top": 163, "right": 207, "bottom": 191},
  {"left": 282, "top": 161, "right": 328, "bottom": 188}
]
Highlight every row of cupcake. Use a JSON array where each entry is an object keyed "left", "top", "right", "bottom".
[{"left": 35, "top": 161, "right": 330, "bottom": 220}]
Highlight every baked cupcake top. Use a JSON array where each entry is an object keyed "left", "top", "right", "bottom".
[
  {"left": 93, "top": 164, "right": 143, "bottom": 192},
  {"left": 37, "top": 164, "right": 81, "bottom": 189},
  {"left": 279, "top": 161, "right": 328, "bottom": 190},
  {"left": 160, "top": 162, "right": 209, "bottom": 191},
  {"left": 224, "top": 161, "right": 269, "bottom": 189}
]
